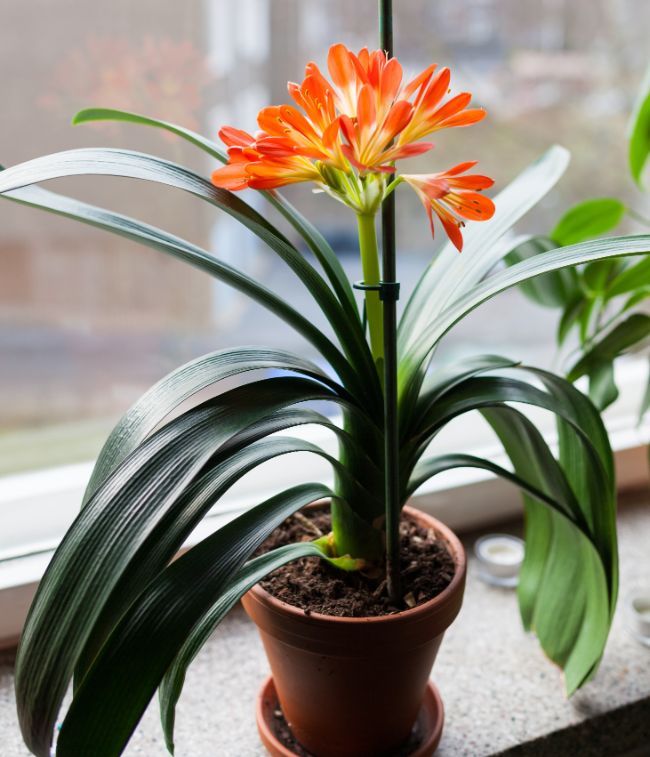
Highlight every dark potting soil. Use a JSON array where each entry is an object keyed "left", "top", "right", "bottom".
[
  {"left": 257, "top": 508, "right": 455, "bottom": 617},
  {"left": 270, "top": 699, "right": 425, "bottom": 757}
]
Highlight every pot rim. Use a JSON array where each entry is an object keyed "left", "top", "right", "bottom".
[{"left": 248, "top": 504, "right": 466, "bottom": 628}]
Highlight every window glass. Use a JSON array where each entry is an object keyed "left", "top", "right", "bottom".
[{"left": 1, "top": 0, "right": 648, "bottom": 474}]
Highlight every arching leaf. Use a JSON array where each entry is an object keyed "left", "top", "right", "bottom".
[
  {"left": 55, "top": 483, "right": 332, "bottom": 757},
  {"left": 0, "top": 181, "right": 370, "bottom": 401},
  {"left": 158, "top": 541, "right": 326, "bottom": 753},
  {"left": 0, "top": 150, "right": 380, "bottom": 407},
  {"left": 72, "top": 108, "right": 360, "bottom": 321}
]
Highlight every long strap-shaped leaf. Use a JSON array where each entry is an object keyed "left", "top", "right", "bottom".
[
  {"left": 404, "top": 371, "right": 612, "bottom": 531},
  {"left": 74, "top": 432, "right": 367, "bottom": 689},
  {"left": 406, "top": 355, "right": 520, "bottom": 435},
  {"left": 15, "top": 377, "right": 341, "bottom": 756},
  {"left": 72, "top": 108, "right": 361, "bottom": 322},
  {"left": 399, "top": 146, "right": 570, "bottom": 354},
  {"left": 1, "top": 181, "right": 370, "bottom": 402},
  {"left": 407, "top": 450, "right": 579, "bottom": 523},
  {"left": 482, "top": 407, "right": 615, "bottom": 694},
  {"left": 158, "top": 540, "right": 325, "bottom": 753},
  {"left": 400, "top": 234, "right": 650, "bottom": 404},
  {"left": 55, "top": 483, "right": 332, "bottom": 757},
  {"left": 0, "top": 150, "right": 380, "bottom": 408},
  {"left": 83, "top": 346, "right": 352, "bottom": 504},
  {"left": 410, "top": 375, "right": 601, "bottom": 464}
]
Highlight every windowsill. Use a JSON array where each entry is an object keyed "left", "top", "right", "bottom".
[{"left": 1, "top": 492, "right": 648, "bottom": 756}]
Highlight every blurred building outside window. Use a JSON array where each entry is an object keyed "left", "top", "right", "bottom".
[{"left": 1, "top": 0, "right": 649, "bottom": 560}]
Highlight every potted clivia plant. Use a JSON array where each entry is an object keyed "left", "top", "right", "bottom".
[{"left": 2, "top": 5, "right": 649, "bottom": 757}]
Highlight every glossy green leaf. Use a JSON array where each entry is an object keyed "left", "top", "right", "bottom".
[
  {"left": 83, "top": 346, "right": 349, "bottom": 504},
  {"left": 409, "top": 365, "right": 614, "bottom": 540},
  {"left": 158, "top": 541, "right": 324, "bottom": 752},
  {"left": 400, "top": 234, "right": 650, "bottom": 403},
  {"left": 72, "top": 108, "right": 361, "bottom": 322},
  {"left": 550, "top": 198, "right": 626, "bottom": 247},
  {"left": 56, "top": 483, "right": 331, "bottom": 757},
  {"left": 622, "top": 287, "right": 650, "bottom": 312},
  {"left": 505, "top": 236, "right": 580, "bottom": 308},
  {"left": 75, "top": 432, "right": 366, "bottom": 690},
  {"left": 0, "top": 150, "right": 380, "bottom": 407},
  {"left": 582, "top": 259, "right": 623, "bottom": 294},
  {"left": 411, "top": 355, "right": 519, "bottom": 426},
  {"left": 407, "top": 449, "right": 577, "bottom": 518},
  {"left": 0, "top": 181, "right": 371, "bottom": 402},
  {"left": 15, "top": 377, "right": 343, "bottom": 756},
  {"left": 628, "top": 63, "right": 650, "bottom": 187}
]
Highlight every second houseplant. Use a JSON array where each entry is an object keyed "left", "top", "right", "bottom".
[{"left": 2, "top": 4, "right": 650, "bottom": 756}]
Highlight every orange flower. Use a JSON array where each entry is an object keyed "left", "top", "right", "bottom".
[
  {"left": 210, "top": 126, "right": 322, "bottom": 190},
  {"left": 402, "top": 163, "right": 495, "bottom": 252},
  {"left": 211, "top": 43, "right": 493, "bottom": 247}
]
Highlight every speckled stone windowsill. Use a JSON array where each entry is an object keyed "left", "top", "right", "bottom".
[{"left": 1, "top": 496, "right": 649, "bottom": 756}]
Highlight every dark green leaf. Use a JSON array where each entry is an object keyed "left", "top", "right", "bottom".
[
  {"left": 411, "top": 354, "right": 520, "bottom": 432},
  {"left": 15, "top": 377, "right": 340, "bottom": 756},
  {"left": 75, "top": 431, "right": 368, "bottom": 690},
  {"left": 407, "top": 449, "right": 578, "bottom": 520},
  {"left": 0, "top": 150, "right": 380, "bottom": 408},
  {"left": 82, "top": 347, "right": 349, "bottom": 504},
  {"left": 551, "top": 198, "right": 626, "bottom": 247},
  {"left": 56, "top": 483, "right": 331, "bottom": 757},
  {"left": 158, "top": 541, "right": 324, "bottom": 752},
  {"left": 72, "top": 108, "right": 361, "bottom": 324},
  {"left": 0, "top": 181, "right": 370, "bottom": 403}
]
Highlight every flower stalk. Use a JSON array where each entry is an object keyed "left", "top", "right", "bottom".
[{"left": 357, "top": 212, "right": 384, "bottom": 376}]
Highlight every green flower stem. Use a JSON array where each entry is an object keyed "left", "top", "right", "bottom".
[{"left": 357, "top": 212, "right": 384, "bottom": 377}]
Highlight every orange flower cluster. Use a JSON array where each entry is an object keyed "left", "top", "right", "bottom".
[{"left": 212, "top": 43, "right": 494, "bottom": 250}]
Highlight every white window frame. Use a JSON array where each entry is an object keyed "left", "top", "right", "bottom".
[{"left": 1, "top": 357, "right": 648, "bottom": 648}]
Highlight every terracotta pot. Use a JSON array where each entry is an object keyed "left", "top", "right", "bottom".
[{"left": 241, "top": 505, "right": 466, "bottom": 757}]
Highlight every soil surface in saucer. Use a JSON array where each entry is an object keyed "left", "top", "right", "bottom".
[
  {"left": 270, "top": 700, "right": 424, "bottom": 757},
  {"left": 257, "top": 508, "right": 455, "bottom": 617}
]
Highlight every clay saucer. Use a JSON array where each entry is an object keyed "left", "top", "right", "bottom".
[{"left": 256, "top": 675, "right": 445, "bottom": 757}]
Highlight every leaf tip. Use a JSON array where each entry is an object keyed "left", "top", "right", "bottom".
[{"left": 71, "top": 109, "right": 94, "bottom": 126}]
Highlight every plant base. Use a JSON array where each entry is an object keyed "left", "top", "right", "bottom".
[{"left": 256, "top": 675, "right": 444, "bottom": 757}]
